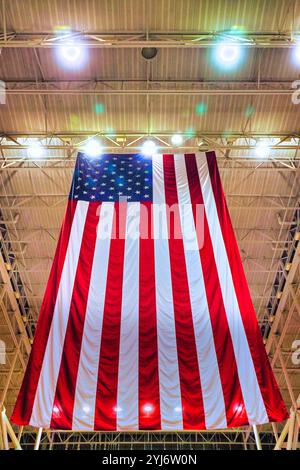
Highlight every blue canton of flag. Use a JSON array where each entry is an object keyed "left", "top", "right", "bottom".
[{"left": 70, "top": 153, "right": 153, "bottom": 202}]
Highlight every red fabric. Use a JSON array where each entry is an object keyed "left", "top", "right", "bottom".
[
  {"left": 163, "top": 154, "right": 205, "bottom": 429},
  {"left": 94, "top": 203, "right": 127, "bottom": 430},
  {"left": 11, "top": 152, "right": 288, "bottom": 430},
  {"left": 185, "top": 154, "right": 248, "bottom": 427},
  {"left": 11, "top": 201, "right": 77, "bottom": 425},
  {"left": 50, "top": 202, "right": 100, "bottom": 429},
  {"left": 206, "top": 151, "right": 288, "bottom": 423},
  {"left": 139, "top": 202, "right": 161, "bottom": 429}
]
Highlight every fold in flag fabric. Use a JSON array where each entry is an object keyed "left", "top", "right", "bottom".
[{"left": 12, "top": 151, "right": 288, "bottom": 430}]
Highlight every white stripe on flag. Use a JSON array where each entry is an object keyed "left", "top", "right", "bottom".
[
  {"left": 30, "top": 201, "right": 89, "bottom": 428},
  {"left": 72, "top": 202, "right": 114, "bottom": 430},
  {"left": 152, "top": 154, "right": 183, "bottom": 430},
  {"left": 196, "top": 153, "right": 268, "bottom": 425},
  {"left": 174, "top": 154, "right": 227, "bottom": 429},
  {"left": 116, "top": 202, "right": 140, "bottom": 430}
]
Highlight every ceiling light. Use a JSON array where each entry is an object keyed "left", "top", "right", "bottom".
[
  {"left": 293, "top": 44, "right": 300, "bottom": 64},
  {"left": 217, "top": 43, "right": 240, "bottom": 64},
  {"left": 142, "top": 403, "right": 154, "bottom": 413},
  {"left": 61, "top": 44, "right": 82, "bottom": 62},
  {"left": 171, "top": 134, "right": 183, "bottom": 146},
  {"left": 83, "top": 138, "right": 103, "bottom": 157},
  {"left": 113, "top": 406, "right": 122, "bottom": 413},
  {"left": 255, "top": 140, "right": 271, "bottom": 158},
  {"left": 56, "top": 38, "right": 87, "bottom": 69},
  {"left": 141, "top": 140, "right": 157, "bottom": 156},
  {"left": 27, "top": 141, "right": 44, "bottom": 159}
]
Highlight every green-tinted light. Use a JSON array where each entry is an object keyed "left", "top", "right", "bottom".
[
  {"left": 95, "top": 103, "right": 105, "bottom": 114},
  {"left": 245, "top": 105, "right": 255, "bottom": 118},
  {"left": 195, "top": 102, "right": 207, "bottom": 114},
  {"left": 185, "top": 127, "right": 196, "bottom": 138}
]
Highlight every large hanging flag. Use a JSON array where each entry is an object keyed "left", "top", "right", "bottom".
[{"left": 12, "top": 152, "right": 288, "bottom": 430}]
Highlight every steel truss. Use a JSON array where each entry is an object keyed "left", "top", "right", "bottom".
[
  {"left": 17, "top": 429, "right": 276, "bottom": 451},
  {"left": 0, "top": 164, "right": 299, "bottom": 450},
  {"left": 2, "top": 80, "right": 299, "bottom": 97},
  {"left": 0, "top": 31, "right": 300, "bottom": 49},
  {"left": 0, "top": 133, "right": 300, "bottom": 168},
  {"left": 0, "top": 9, "right": 299, "bottom": 446}
]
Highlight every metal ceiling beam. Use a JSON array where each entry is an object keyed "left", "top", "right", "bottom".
[
  {"left": 0, "top": 31, "right": 300, "bottom": 49},
  {"left": 2, "top": 86, "right": 296, "bottom": 97}
]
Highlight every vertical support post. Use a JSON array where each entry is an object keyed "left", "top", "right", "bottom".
[
  {"left": 34, "top": 427, "right": 43, "bottom": 450},
  {"left": 4, "top": 413, "right": 22, "bottom": 450},
  {"left": 0, "top": 408, "right": 9, "bottom": 450},
  {"left": 253, "top": 425, "right": 262, "bottom": 450},
  {"left": 2, "top": 0, "right": 6, "bottom": 42},
  {"left": 271, "top": 422, "right": 279, "bottom": 443},
  {"left": 17, "top": 425, "right": 24, "bottom": 442},
  {"left": 286, "top": 412, "right": 296, "bottom": 450},
  {"left": 274, "top": 418, "right": 290, "bottom": 450}
]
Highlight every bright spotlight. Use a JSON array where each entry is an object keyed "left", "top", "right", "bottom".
[
  {"left": 217, "top": 42, "right": 240, "bottom": 64},
  {"left": 27, "top": 141, "right": 44, "bottom": 159},
  {"left": 255, "top": 140, "right": 271, "bottom": 158},
  {"left": 293, "top": 44, "right": 300, "bottom": 64},
  {"left": 143, "top": 403, "right": 154, "bottom": 414},
  {"left": 56, "top": 39, "right": 87, "bottom": 69},
  {"left": 83, "top": 139, "right": 103, "bottom": 157},
  {"left": 171, "top": 134, "right": 183, "bottom": 146},
  {"left": 61, "top": 44, "right": 82, "bottom": 62},
  {"left": 113, "top": 406, "right": 122, "bottom": 413},
  {"left": 141, "top": 140, "right": 157, "bottom": 156}
]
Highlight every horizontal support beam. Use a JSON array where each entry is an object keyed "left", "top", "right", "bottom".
[
  {"left": 0, "top": 31, "right": 300, "bottom": 49},
  {"left": 3, "top": 87, "right": 296, "bottom": 97}
]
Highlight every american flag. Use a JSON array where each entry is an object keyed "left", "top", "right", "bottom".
[{"left": 12, "top": 151, "right": 288, "bottom": 430}]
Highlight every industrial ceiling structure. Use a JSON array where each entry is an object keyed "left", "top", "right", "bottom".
[{"left": 0, "top": 0, "right": 299, "bottom": 450}]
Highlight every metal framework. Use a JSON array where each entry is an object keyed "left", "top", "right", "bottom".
[
  {"left": 0, "top": 156, "right": 299, "bottom": 450},
  {"left": 0, "top": 0, "right": 299, "bottom": 450},
  {"left": 0, "top": 30, "right": 300, "bottom": 49}
]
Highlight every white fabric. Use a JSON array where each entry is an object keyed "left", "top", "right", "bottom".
[
  {"left": 30, "top": 201, "right": 89, "bottom": 427},
  {"left": 174, "top": 154, "right": 227, "bottom": 429},
  {"left": 196, "top": 153, "right": 268, "bottom": 425},
  {"left": 116, "top": 203, "right": 140, "bottom": 430},
  {"left": 72, "top": 203, "right": 114, "bottom": 430},
  {"left": 152, "top": 154, "right": 183, "bottom": 430}
]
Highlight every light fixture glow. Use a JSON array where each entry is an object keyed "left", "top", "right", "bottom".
[
  {"left": 255, "top": 140, "right": 271, "bottom": 158},
  {"left": 293, "top": 44, "right": 300, "bottom": 64},
  {"left": 113, "top": 406, "right": 122, "bottom": 413},
  {"left": 83, "top": 138, "right": 103, "bottom": 157},
  {"left": 27, "top": 141, "right": 44, "bottom": 159},
  {"left": 216, "top": 42, "right": 240, "bottom": 64},
  {"left": 171, "top": 134, "right": 183, "bottom": 146},
  {"left": 174, "top": 406, "right": 182, "bottom": 413},
  {"left": 143, "top": 403, "right": 154, "bottom": 414},
  {"left": 60, "top": 44, "right": 82, "bottom": 62},
  {"left": 141, "top": 140, "right": 157, "bottom": 156},
  {"left": 55, "top": 37, "right": 87, "bottom": 69},
  {"left": 83, "top": 405, "right": 90, "bottom": 414},
  {"left": 234, "top": 404, "right": 243, "bottom": 413}
]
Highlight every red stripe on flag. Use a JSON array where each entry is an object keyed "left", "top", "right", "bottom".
[
  {"left": 50, "top": 202, "right": 100, "bottom": 429},
  {"left": 163, "top": 154, "right": 205, "bottom": 430},
  {"left": 94, "top": 203, "right": 127, "bottom": 430},
  {"left": 139, "top": 202, "right": 161, "bottom": 429},
  {"left": 206, "top": 151, "right": 289, "bottom": 422},
  {"left": 11, "top": 201, "right": 77, "bottom": 426},
  {"left": 185, "top": 154, "right": 248, "bottom": 427}
]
